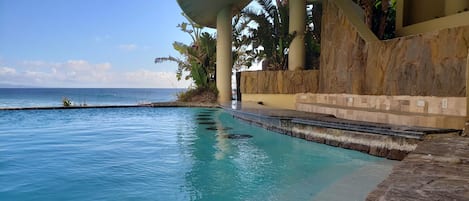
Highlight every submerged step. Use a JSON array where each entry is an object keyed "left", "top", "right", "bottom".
[{"left": 291, "top": 118, "right": 460, "bottom": 139}]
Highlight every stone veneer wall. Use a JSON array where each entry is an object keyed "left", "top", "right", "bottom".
[
  {"left": 320, "top": 0, "right": 469, "bottom": 97},
  {"left": 240, "top": 70, "right": 319, "bottom": 94}
]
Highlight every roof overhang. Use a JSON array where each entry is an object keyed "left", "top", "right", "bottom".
[{"left": 177, "top": 0, "right": 252, "bottom": 28}]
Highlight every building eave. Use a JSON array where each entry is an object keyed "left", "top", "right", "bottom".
[{"left": 177, "top": 0, "right": 252, "bottom": 28}]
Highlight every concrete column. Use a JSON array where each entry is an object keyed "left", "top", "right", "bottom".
[
  {"left": 216, "top": 6, "right": 233, "bottom": 103},
  {"left": 288, "top": 0, "right": 306, "bottom": 71},
  {"left": 445, "top": 0, "right": 469, "bottom": 16}
]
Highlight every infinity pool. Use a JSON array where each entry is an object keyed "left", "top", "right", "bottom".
[{"left": 0, "top": 107, "right": 393, "bottom": 201}]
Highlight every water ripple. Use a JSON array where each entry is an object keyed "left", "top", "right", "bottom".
[{"left": 0, "top": 107, "right": 392, "bottom": 201}]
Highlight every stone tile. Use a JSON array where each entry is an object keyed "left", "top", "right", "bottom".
[{"left": 367, "top": 137, "right": 469, "bottom": 201}]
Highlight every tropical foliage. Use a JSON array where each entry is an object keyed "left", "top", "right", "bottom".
[
  {"left": 305, "top": 2, "right": 322, "bottom": 69},
  {"left": 232, "top": 14, "right": 256, "bottom": 71},
  {"left": 372, "top": 0, "right": 396, "bottom": 40},
  {"left": 354, "top": 0, "right": 397, "bottom": 40},
  {"left": 155, "top": 14, "right": 216, "bottom": 90},
  {"left": 239, "top": 0, "right": 322, "bottom": 70},
  {"left": 242, "top": 0, "right": 292, "bottom": 70}
]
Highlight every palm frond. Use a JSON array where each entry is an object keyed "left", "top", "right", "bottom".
[{"left": 155, "top": 56, "right": 184, "bottom": 64}]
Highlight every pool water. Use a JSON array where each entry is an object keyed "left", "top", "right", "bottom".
[{"left": 0, "top": 108, "right": 391, "bottom": 201}]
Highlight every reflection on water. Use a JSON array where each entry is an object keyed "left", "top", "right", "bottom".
[
  {"left": 180, "top": 108, "right": 393, "bottom": 201},
  {"left": 0, "top": 107, "right": 396, "bottom": 201}
]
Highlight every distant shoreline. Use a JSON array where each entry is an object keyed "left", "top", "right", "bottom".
[
  {"left": 0, "top": 101, "right": 219, "bottom": 111},
  {"left": 0, "top": 87, "right": 188, "bottom": 89}
]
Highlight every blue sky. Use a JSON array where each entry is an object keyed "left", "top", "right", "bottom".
[{"left": 0, "top": 0, "right": 215, "bottom": 88}]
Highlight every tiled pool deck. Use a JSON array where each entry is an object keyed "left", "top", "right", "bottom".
[
  {"left": 223, "top": 101, "right": 469, "bottom": 201},
  {"left": 367, "top": 135, "right": 469, "bottom": 201}
]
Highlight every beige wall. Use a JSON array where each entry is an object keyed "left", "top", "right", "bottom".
[
  {"left": 396, "top": 11, "right": 469, "bottom": 36},
  {"left": 397, "top": 0, "right": 469, "bottom": 36},
  {"left": 242, "top": 94, "right": 296, "bottom": 109},
  {"left": 445, "top": 0, "right": 469, "bottom": 15},
  {"left": 402, "top": 0, "right": 445, "bottom": 26}
]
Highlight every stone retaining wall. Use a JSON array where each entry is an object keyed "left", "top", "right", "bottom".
[
  {"left": 320, "top": 0, "right": 469, "bottom": 97},
  {"left": 240, "top": 70, "right": 319, "bottom": 94},
  {"left": 240, "top": 0, "right": 468, "bottom": 99}
]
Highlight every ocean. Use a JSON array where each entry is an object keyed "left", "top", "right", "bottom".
[{"left": 0, "top": 88, "right": 185, "bottom": 108}]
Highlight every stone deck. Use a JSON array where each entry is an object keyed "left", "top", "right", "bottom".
[
  {"left": 366, "top": 135, "right": 469, "bottom": 201},
  {"left": 224, "top": 101, "right": 469, "bottom": 201}
]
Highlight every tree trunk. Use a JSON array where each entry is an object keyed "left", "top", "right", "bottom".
[
  {"left": 360, "top": 0, "right": 375, "bottom": 29},
  {"left": 378, "top": 0, "right": 389, "bottom": 39},
  {"left": 312, "top": 2, "right": 322, "bottom": 44}
]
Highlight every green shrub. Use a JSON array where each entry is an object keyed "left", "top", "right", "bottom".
[
  {"left": 62, "top": 97, "right": 72, "bottom": 107},
  {"left": 177, "top": 85, "right": 218, "bottom": 103}
]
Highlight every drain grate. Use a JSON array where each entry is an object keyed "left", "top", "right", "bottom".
[
  {"left": 201, "top": 109, "right": 217, "bottom": 112},
  {"left": 198, "top": 121, "right": 217, "bottom": 125},
  {"left": 206, "top": 126, "right": 233, "bottom": 131},
  {"left": 197, "top": 117, "right": 213, "bottom": 121},
  {"left": 220, "top": 134, "right": 253, "bottom": 139}
]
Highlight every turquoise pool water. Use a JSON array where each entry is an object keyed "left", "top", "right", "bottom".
[{"left": 0, "top": 108, "right": 390, "bottom": 201}]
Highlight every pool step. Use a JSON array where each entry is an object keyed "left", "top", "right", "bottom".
[
  {"left": 291, "top": 118, "right": 459, "bottom": 139},
  {"left": 225, "top": 103, "right": 462, "bottom": 160}
]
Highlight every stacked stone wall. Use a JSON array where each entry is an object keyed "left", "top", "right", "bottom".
[
  {"left": 240, "top": 70, "right": 319, "bottom": 94},
  {"left": 321, "top": 0, "right": 469, "bottom": 96},
  {"left": 240, "top": 0, "right": 469, "bottom": 97}
]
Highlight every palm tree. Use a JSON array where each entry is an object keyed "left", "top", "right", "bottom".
[
  {"left": 155, "top": 14, "right": 216, "bottom": 89},
  {"left": 305, "top": 2, "right": 322, "bottom": 69},
  {"left": 242, "top": 0, "right": 293, "bottom": 70},
  {"left": 240, "top": 0, "right": 321, "bottom": 70},
  {"left": 232, "top": 14, "right": 256, "bottom": 71}
]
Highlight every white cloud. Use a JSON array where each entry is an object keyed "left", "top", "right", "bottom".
[
  {"left": 1, "top": 60, "right": 191, "bottom": 88},
  {"left": 118, "top": 44, "right": 138, "bottom": 51},
  {"left": 0, "top": 67, "right": 16, "bottom": 75},
  {"left": 123, "top": 70, "right": 192, "bottom": 88}
]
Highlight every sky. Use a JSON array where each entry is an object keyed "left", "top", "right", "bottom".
[{"left": 0, "top": 0, "right": 215, "bottom": 88}]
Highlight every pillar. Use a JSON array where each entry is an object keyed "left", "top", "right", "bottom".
[
  {"left": 216, "top": 6, "right": 233, "bottom": 103},
  {"left": 288, "top": 0, "right": 306, "bottom": 71}
]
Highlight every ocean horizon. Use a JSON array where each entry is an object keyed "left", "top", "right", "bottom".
[{"left": 0, "top": 88, "right": 186, "bottom": 108}]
